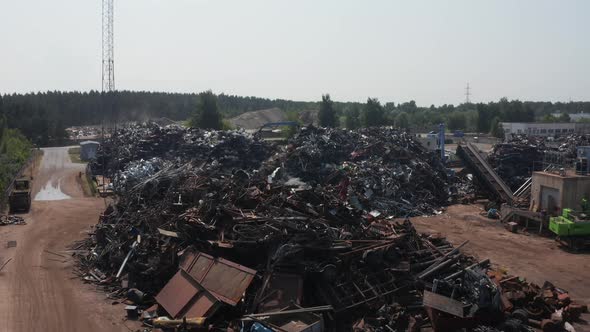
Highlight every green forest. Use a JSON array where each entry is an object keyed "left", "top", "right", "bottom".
[
  {"left": 0, "top": 126, "right": 32, "bottom": 195},
  {"left": 2, "top": 91, "right": 590, "bottom": 145},
  {"left": 0, "top": 97, "right": 32, "bottom": 195}
]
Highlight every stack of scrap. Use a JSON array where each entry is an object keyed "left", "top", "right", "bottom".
[
  {"left": 90, "top": 123, "right": 276, "bottom": 180},
  {"left": 487, "top": 142, "right": 545, "bottom": 191},
  {"left": 73, "top": 124, "right": 585, "bottom": 331},
  {"left": 488, "top": 133, "right": 590, "bottom": 192},
  {"left": 0, "top": 215, "right": 26, "bottom": 226},
  {"left": 277, "top": 126, "right": 453, "bottom": 216},
  {"left": 554, "top": 134, "right": 590, "bottom": 158}
]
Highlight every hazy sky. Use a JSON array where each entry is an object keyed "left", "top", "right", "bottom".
[{"left": 1, "top": 0, "right": 588, "bottom": 105}]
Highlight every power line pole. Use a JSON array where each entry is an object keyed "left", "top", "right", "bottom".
[{"left": 465, "top": 83, "right": 471, "bottom": 104}]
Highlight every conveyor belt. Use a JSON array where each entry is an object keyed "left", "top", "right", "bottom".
[{"left": 457, "top": 143, "right": 514, "bottom": 203}]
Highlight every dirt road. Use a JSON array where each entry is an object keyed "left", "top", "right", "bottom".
[
  {"left": 0, "top": 147, "right": 133, "bottom": 332},
  {"left": 411, "top": 204, "right": 590, "bottom": 331}
]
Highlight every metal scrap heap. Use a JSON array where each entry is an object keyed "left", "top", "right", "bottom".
[
  {"left": 488, "top": 133, "right": 590, "bottom": 191},
  {"left": 278, "top": 127, "right": 452, "bottom": 216},
  {"left": 0, "top": 215, "right": 26, "bottom": 226},
  {"left": 487, "top": 138, "right": 546, "bottom": 191},
  {"left": 90, "top": 123, "right": 277, "bottom": 182},
  {"left": 74, "top": 124, "right": 586, "bottom": 331}
]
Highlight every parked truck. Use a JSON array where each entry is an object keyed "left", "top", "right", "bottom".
[{"left": 8, "top": 178, "right": 32, "bottom": 213}]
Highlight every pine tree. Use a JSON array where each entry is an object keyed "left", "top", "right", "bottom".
[
  {"left": 318, "top": 94, "right": 337, "bottom": 127},
  {"left": 191, "top": 91, "right": 223, "bottom": 130}
]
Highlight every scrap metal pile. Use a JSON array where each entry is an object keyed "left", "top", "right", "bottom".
[
  {"left": 90, "top": 123, "right": 276, "bottom": 183},
  {"left": 276, "top": 127, "right": 453, "bottom": 216},
  {"left": 74, "top": 124, "right": 586, "bottom": 331},
  {"left": 488, "top": 134, "right": 590, "bottom": 191},
  {"left": 0, "top": 215, "right": 26, "bottom": 226},
  {"left": 555, "top": 134, "right": 590, "bottom": 158},
  {"left": 487, "top": 140, "right": 546, "bottom": 191}
]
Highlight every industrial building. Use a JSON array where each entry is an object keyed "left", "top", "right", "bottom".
[
  {"left": 500, "top": 122, "right": 590, "bottom": 137},
  {"left": 529, "top": 146, "right": 590, "bottom": 214},
  {"left": 530, "top": 170, "right": 590, "bottom": 214}
]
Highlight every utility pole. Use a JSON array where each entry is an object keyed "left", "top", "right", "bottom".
[{"left": 465, "top": 83, "right": 471, "bottom": 104}]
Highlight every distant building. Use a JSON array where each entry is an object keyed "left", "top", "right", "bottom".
[
  {"left": 416, "top": 133, "right": 438, "bottom": 150},
  {"left": 551, "top": 112, "right": 590, "bottom": 122},
  {"left": 80, "top": 141, "right": 100, "bottom": 161},
  {"left": 500, "top": 122, "right": 590, "bottom": 137}
]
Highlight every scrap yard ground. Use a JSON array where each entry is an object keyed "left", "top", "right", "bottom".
[
  {"left": 412, "top": 205, "right": 590, "bottom": 306},
  {"left": 0, "top": 145, "right": 589, "bottom": 331},
  {"left": 413, "top": 207, "right": 590, "bottom": 331},
  {"left": 0, "top": 147, "right": 136, "bottom": 332}
]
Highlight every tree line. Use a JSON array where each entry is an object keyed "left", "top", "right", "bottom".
[
  {"left": 0, "top": 91, "right": 316, "bottom": 145},
  {"left": 2, "top": 91, "right": 590, "bottom": 144},
  {"left": 318, "top": 96, "right": 590, "bottom": 138},
  {"left": 189, "top": 92, "right": 590, "bottom": 141},
  {"left": 0, "top": 98, "right": 32, "bottom": 195}
]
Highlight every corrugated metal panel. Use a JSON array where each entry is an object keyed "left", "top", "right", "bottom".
[
  {"left": 155, "top": 270, "right": 199, "bottom": 318},
  {"left": 183, "top": 292, "right": 218, "bottom": 318},
  {"left": 200, "top": 260, "right": 255, "bottom": 305},
  {"left": 182, "top": 250, "right": 257, "bottom": 306},
  {"left": 187, "top": 254, "right": 213, "bottom": 282}
]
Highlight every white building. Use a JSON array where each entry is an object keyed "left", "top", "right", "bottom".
[
  {"left": 500, "top": 122, "right": 590, "bottom": 137},
  {"left": 551, "top": 112, "right": 590, "bottom": 122}
]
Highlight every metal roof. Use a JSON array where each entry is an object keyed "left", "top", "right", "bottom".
[{"left": 80, "top": 141, "right": 100, "bottom": 145}]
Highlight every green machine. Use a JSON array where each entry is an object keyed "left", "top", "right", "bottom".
[{"left": 549, "top": 207, "right": 590, "bottom": 250}]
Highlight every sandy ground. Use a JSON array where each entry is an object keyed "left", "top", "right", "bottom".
[
  {"left": 411, "top": 204, "right": 590, "bottom": 331},
  {"left": 0, "top": 147, "right": 136, "bottom": 332}
]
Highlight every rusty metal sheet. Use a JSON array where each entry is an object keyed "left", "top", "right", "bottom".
[
  {"left": 200, "top": 259, "right": 256, "bottom": 305},
  {"left": 182, "top": 250, "right": 257, "bottom": 306},
  {"left": 155, "top": 270, "right": 199, "bottom": 318},
  {"left": 423, "top": 290, "right": 467, "bottom": 318},
  {"left": 183, "top": 291, "right": 218, "bottom": 318},
  {"left": 259, "top": 273, "right": 303, "bottom": 313},
  {"left": 187, "top": 254, "right": 213, "bottom": 282}
]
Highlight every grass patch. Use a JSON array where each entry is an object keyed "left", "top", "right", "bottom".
[
  {"left": 77, "top": 172, "right": 96, "bottom": 197},
  {"left": 87, "top": 172, "right": 98, "bottom": 195},
  {"left": 68, "top": 147, "right": 84, "bottom": 164}
]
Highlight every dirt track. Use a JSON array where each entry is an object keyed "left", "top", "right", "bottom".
[{"left": 0, "top": 147, "right": 134, "bottom": 332}]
